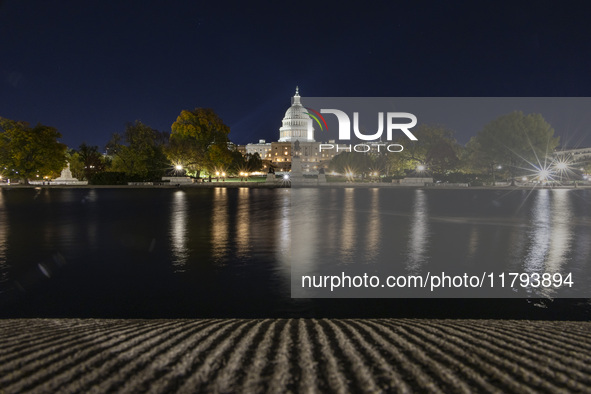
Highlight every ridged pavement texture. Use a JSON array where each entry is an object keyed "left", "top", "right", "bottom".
[{"left": 1, "top": 319, "right": 590, "bottom": 393}]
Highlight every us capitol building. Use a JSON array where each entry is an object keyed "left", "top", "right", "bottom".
[{"left": 238, "top": 87, "right": 339, "bottom": 173}]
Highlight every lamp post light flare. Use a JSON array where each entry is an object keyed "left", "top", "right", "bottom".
[
  {"left": 416, "top": 164, "right": 426, "bottom": 179},
  {"left": 538, "top": 169, "right": 551, "bottom": 182}
]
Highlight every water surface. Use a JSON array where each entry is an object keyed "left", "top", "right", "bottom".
[{"left": 0, "top": 187, "right": 589, "bottom": 319}]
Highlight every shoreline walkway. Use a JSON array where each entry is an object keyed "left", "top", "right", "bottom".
[
  {"left": 1, "top": 318, "right": 590, "bottom": 392},
  {"left": 2, "top": 182, "right": 590, "bottom": 190}
]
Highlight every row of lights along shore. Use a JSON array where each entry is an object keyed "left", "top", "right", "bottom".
[{"left": 163, "top": 157, "right": 588, "bottom": 184}]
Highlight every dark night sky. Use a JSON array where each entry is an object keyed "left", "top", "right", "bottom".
[{"left": 1, "top": 1, "right": 591, "bottom": 149}]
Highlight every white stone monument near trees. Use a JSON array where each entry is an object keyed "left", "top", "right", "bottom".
[{"left": 30, "top": 162, "right": 88, "bottom": 185}]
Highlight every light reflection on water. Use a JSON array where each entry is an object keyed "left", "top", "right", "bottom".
[
  {"left": 365, "top": 188, "right": 381, "bottom": 264},
  {"left": 522, "top": 189, "right": 574, "bottom": 297},
  {"left": 340, "top": 188, "right": 355, "bottom": 263},
  {"left": 406, "top": 189, "right": 429, "bottom": 273},
  {"left": 466, "top": 226, "right": 480, "bottom": 261},
  {"left": 276, "top": 189, "right": 291, "bottom": 277},
  {"left": 211, "top": 188, "right": 229, "bottom": 264},
  {"left": 170, "top": 190, "right": 188, "bottom": 272},
  {"left": 547, "top": 189, "right": 573, "bottom": 273},
  {"left": 0, "top": 187, "right": 590, "bottom": 315},
  {"left": 524, "top": 189, "right": 551, "bottom": 273},
  {"left": 236, "top": 188, "right": 251, "bottom": 258},
  {"left": 290, "top": 187, "right": 590, "bottom": 298},
  {"left": 290, "top": 189, "right": 321, "bottom": 276}
]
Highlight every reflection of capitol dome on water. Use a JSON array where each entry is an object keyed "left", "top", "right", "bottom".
[{"left": 278, "top": 87, "right": 315, "bottom": 142}]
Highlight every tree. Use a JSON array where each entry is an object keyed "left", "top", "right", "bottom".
[
  {"left": 107, "top": 121, "right": 169, "bottom": 180},
  {"left": 329, "top": 152, "right": 370, "bottom": 175},
  {"left": 0, "top": 117, "right": 67, "bottom": 183},
  {"left": 329, "top": 151, "right": 391, "bottom": 179},
  {"left": 229, "top": 149, "right": 247, "bottom": 174},
  {"left": 205, "top": 143, "right": 233, "bottom": 174},
  {"left": 77, "top": 143, "right": 107, "bottom": 180},
  {"left": 167, "top": 108, "right": 232, "bottom": 177},
  {"left": 245, "top": 152, "right": 263, "bottom": 172},
  {"left": 389, "top": 124, "right": 462, "bottom": 176},
  {"left": 67, "top": 149, "right": 85, "bottom": 180},
  {"left": 466, "top": 111, "right": 559, "bottom": 184},
  {"left": 67, "top": 144, "right": 108, "bottom": 180},
  {"left": 229, "top": 152, "right": 263, "bottom": 175}
]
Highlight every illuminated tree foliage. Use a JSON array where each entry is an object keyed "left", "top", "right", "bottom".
[
  {"left": 67, "top": 150, "right": 85, "bottom": 180},
  {"left": 466, "top": 111, "right": 559, "bottom": 183},
  {"left": 0, "top": 117, "right": 67, "bottom": 183},
  {"left": 389, "top": 124, "right": 462, "bottom": 175},
  {"left": 329, "top": 151, "right": 389, "bottom": 178},
  {"left": 230, "top": 152, "right": 263, "bottom": 175},
  {"left": 168, "top": 108, "right": 232, "bottom": 177},
  {"left": 330, "top": 152, "right": 368, "bottom": 175},
  {"left": 107, "top": 121, "right": 169, "bottom": 180}
]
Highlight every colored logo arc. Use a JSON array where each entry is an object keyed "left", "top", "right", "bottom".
[{"left": 304, "top": 107, "right": 329, "bottom": 132}]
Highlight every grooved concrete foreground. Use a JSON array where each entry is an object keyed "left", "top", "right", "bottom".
[{"left": 1, "top": 319, "right": 590, "bottom": 393}]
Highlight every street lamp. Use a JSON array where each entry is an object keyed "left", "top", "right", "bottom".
[
  {"left": 538, "top": 169, "right": 551, "bottom": 183},
  {"left": 345, "top": 171, "right": 355, "bottom": 182},
  {"left": 416, "top": 164, "right": 426, "bottom": 178},
  {"left": 552, "top": 158, "right": 572, "bottom": 184}
]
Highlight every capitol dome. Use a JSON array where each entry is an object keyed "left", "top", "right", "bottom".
[{"left": 278, "top": 87, "right": 315, "bottom": 142}]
